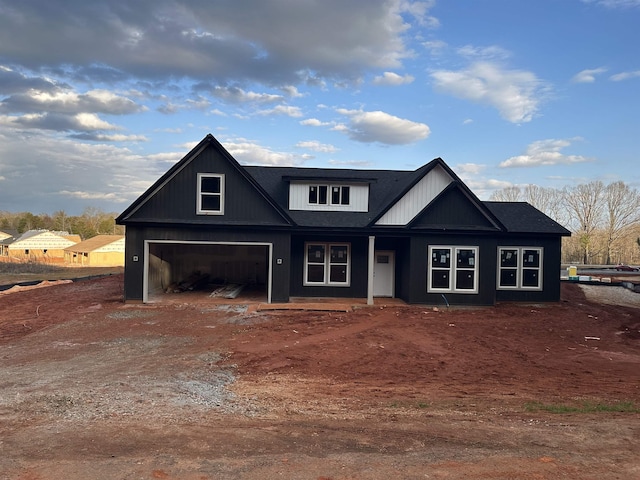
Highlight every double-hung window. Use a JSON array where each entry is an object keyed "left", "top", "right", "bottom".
[
  {"left": 428, "top": 246, "right": 478, "bottom": 294},
  {"left": 197, "top": 173, "right": 224, "bottom": 215},
  {"left": 498, "top": 247, "right": 543, "bottom": 290},
  {"left": 304, "top": 242, "right": 350, "bottom": 286}
]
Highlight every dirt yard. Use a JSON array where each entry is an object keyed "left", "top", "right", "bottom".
[{"left": 1, "top": 274, "right": 639, "bottom": 480}]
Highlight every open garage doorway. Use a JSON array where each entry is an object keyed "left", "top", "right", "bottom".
[{"left": 144, "top": 240, "right": 272, "bottom": 303}]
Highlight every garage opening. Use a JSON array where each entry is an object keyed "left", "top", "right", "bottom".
[{"left": 144, "top": 241, "right": 272, "bottom": 303}]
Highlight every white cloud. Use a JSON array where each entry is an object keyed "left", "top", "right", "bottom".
[
  {"left": 335, "top": 109, "right": 430, "bottom": 144},
  {"left": 59, "top": 190, "right": 125, "bottom": 201},
  {"left": 572, "top": 67, "right": 608, "bottom": 83},
  {"left": 610, "top": 70, "right": 640, "bottom": 81},
  {"left": 499, "top": 138, "right": 592, "bottom": 168},
  {"left": 431, "top": 61, "right": 547, "bottom": 123},
  {"left": 211, "top": 86, "right": 283, "bottom": 104},
  {"left": 422, "top": 40, "right": 448, "bottom": 55},
  {"left": 372, "top": 71, "right": 415, "bottom": 86},
  {"left": 457, "top": 45, "right": 510, "bottom": 60},
  {"left": 454, "top": 163, "right": 486, "bottom": 176},
  {"left": 1, "top": 88, "right": 142, "bottom": 115},
  {"left": 582, "top": 0, "right": 640, "bottom": 7},
  {"left": 328, "top": 159, "right": 372, "bottom": 167},
  {"left": 0, "top": 1, "right": 426, "bottom": 85},
  {"left": 0, "top": 131, "right": 165, "bottom": 213},
  {"left": 300, "top": 118, "right": 331, "bottom": 127},
  {"left": 295, "top": 140, "right": 339, "bottom": 153},
  {"left": 224, "top": 139, "right": 305, "bottom": 166},
  {"left": 256, "top": 105, "right": 303, "bottom": 117}
]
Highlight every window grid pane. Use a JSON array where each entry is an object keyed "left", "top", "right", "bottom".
[
  {"left": 305, "top": 243, "right": 349, "bottom": 286},
  {"left": 497, "top": 247, "right": 542, "bottom": 290}
]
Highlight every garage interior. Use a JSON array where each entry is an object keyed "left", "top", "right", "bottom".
[{"left": 146, "top": 242, "right": 270, "bottom": 302}]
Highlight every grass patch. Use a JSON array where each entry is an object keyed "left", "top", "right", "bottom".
[{"left": 524, "top": 401, "right": 639, "bottom": 414}]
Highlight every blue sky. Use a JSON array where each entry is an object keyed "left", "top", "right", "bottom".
[{"left": 0, "top": 0, "right": 639, "bottom": 215}]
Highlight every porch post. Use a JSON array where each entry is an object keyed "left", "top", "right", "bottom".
[{"left": 367, "top": 235, "right": 375, "bottom": 305}]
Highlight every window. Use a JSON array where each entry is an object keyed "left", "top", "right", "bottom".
[
  {"left": 197, "top": 173, "right": 225, "bottom": 215},
  {"left": 497, "top": 247, "right": 543, "bottom": 290},
  {"left": 428, "top": 246, "right": 478, "bottom": 293},
  {"left": 308, "top": 185, "right": 350, "bottom": 205},
  {"left": 304, "top": 242, "right": 350, "bottom": 286}
]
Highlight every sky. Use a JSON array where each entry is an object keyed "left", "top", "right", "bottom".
[{"left": 1, "top": 0, "right": 639, "bottom": 216}]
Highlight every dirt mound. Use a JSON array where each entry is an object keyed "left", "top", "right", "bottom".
[{"left": 1, "top": 276, "right": 639, "bottom": 479}]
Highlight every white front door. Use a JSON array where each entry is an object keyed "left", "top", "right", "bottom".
[{"left": 373, "top": 250, "right": 395, "bottom": 297}]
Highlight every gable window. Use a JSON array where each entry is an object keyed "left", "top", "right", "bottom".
[
  {"left": 498, "top": 247, "right": 543, "bottom": 290},
  {"left": 304, "top": 242, "right": 350, "bottom": 286},
  {"left": 197, "top": 173, "right": 225, "bottom": 215},
  {"left": 308, "top": 185, "right": 350, "bottom": 206},
  {"left": 428, "top": 246, "right": 478, "bottom": 294}
]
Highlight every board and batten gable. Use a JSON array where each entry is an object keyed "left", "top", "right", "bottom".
[
  {"left": 118, "top": 138, "right": 290, "bottom": 227},
  {"left": 410, "top": 184, "right": 501, "bottom": 231},
  {"left": 375, "top": 164, "right": 453, "bottom": 225},
  {"left": 288, "top": 181, "right": 369, "bottom": 212}
]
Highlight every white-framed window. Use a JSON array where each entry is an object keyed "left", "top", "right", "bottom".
[
  {"left": 497, "top": 247, "right": 543, "bottom": 290},
  {"left": 428, "top": 246, "right": 478, "bottom": 294},
  {"left": 304, "top": 242, "right": 350, "bottom": 286},
  {"left": 308, "top": 185, "right": 350, "bottom": 206},
  {"left": 197, "top": 173, "right": 225, "bottom": 215}
]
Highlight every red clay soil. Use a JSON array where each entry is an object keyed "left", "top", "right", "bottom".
[{"left": 0, "top": 274, "right": 639, "bottom": 479}]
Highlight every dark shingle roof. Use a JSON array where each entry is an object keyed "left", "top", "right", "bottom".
[{"left": 484, "top": 202, "right": 571, "bottom": 235}]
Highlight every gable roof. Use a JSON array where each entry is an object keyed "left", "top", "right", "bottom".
[
  {"left": 116, "top": 134, "right": 570, "bottom": 237},
  {"left": 116, "top": 134, "right": 293, "bottom": 225},
  {"left": 64, "top": 235, "right": 125, "bottom": 253},
  {"left": 484, "top": 202, "right": 571, "bottom": 235}
]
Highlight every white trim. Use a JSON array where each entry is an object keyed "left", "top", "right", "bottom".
[
  {"left": 367, "top": 236, "right": 375, "bottom": 305},
  {"left": 303, "top": 242, "right": 351, "bottom": 287},
  {"left": 197, "top": 173, "right": 225, "bottom": 215},
  {"left": 143, "top": 240, "right": 273, "bottom": 303},
  {"left": 497, "top": 246, "right": 543, "bottom": 291},
  {"left": 428, "top": 245, "right": 478, "bottom": 294}
]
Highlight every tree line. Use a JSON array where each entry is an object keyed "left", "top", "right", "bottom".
[
  {"left": 0, "top": 208, "right": 124, "bottom": 240},
  {"left": 490, "top": 181, "right": 640, "bottom": 265}
]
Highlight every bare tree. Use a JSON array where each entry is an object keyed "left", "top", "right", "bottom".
[
  {"left": 563, "top": 181, "right": 605, "bottom": 264},
  {"left": 523, "top": 185, "right": 568, "bottom": 226},
  {"left": 602, "top": 181, "right": 640, "bottom": 264},
  {"left": 489, "top": 186, "right": 522, "bottom": 202}
]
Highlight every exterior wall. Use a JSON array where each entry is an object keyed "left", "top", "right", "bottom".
[
  {"left": 288, "top": 182, "right": 369, "bottom": 212},
  {"left": 123, "top": 225, "right": 291, "bottom": 303},
  {"left": 65, "top": 250, "right": 125, "bottom": 266},
  {"left": 289, "top": 234, "right": 369, "bottom": 298},
  {"left": 405, "top": 233, "right": 498, "bottom": 306},
  {"left": 495, "top": 236, "right": 563, "bottom": 303}
]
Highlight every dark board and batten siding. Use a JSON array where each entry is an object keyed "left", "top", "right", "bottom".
[{"left": 130, "top": 144, "right": 289, "bottom": 226}]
